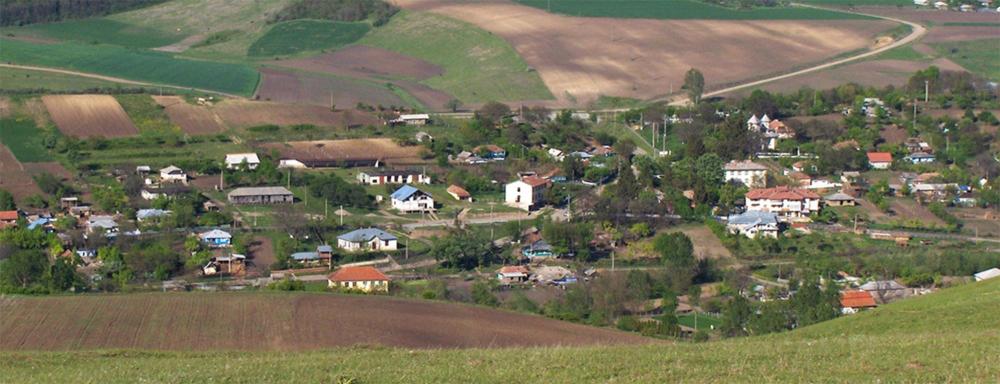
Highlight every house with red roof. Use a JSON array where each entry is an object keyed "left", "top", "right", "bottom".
[
  {"left": 867, "top": 152, "right": 893, "bottom": 170},
  {"left": 840, "top": 290, "right": 878, "bottom": 314},
  {"left": 0, "top": 210, "right": 20, "bottom": 228},
  {"left": 496, "top": 265, "right": 530, "bottom": 284},
  {"left": 745, "top": 186, "right": 821, "bottom": 221},
  {"left": 327, "top": 266, "right": 390, "bottom": 293},
  {"left": 505, "top": 175, "right": 551, "bottom": 211}
]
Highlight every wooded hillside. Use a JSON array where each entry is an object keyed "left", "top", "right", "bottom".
[{"left": 1, "top": 0, "right": 167, "bottom": 26}]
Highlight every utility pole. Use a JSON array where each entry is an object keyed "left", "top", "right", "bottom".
[
  {"left": 340, "top": 205, "right": 344, "bottom": 226},
  {"left": 611, "top": 251, "right": 615, "bottom": 272},
  {"left": 324, "top": 199, "right": 328, "bottom": 220},
  {"left": 913, "top": 100, "right": 917, "bottom": 131},
  {"left": 286, "top": 169, "right": 291, "bottom": 188},
  {"left": 924, "top": 80, "right": 929, "bottom": 103}
]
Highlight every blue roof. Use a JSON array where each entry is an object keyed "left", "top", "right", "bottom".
[
  {"left": 317, "top": 245, "right": 334, "bottom": 253},
  {"left": 291, "top": 252, "right": 320, "bottom": 261},
  {"left": 338, "top": 228, "right": 397, "bottom": 243},
  {"left": 727, "top": 211, "right": 779, "bottom": 226},
  {"left": 390, "top": 185, "right": 422, "bottom": 201},
  {"left": 27, "top": 218, "right": 50, "bottom": 230}
]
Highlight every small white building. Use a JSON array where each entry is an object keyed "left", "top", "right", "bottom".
[
  {"left": 726, "top": 211, "right": 780, "bottom": 238},
  {"left": 389, "top": 114, "right": 430, "bottom": 126},
  {"left": 974, "top": 268, "right": 1000, "bottom": 282},
  {"left": 745, "top": 186, "right": 821, "bottom": 221},
  {"left": 357, "top": 170, "right": 431, "bottom": 185},
  {"left": 87, "top": 215, "right": 119, "bottom": 235},
  {"left": 337, "top": 228, "right": 398, "bottom": 252},
  {"left": 505, "top": 176, "right": 550, "bottom": 211},
  {"left": 327, "top": 266, "right": 390, "bottom": 293},
  {"left": 724, "top": 160, "right": 768, "bottom": 188},
  {"left": 867, "top": 152, "right": 892, "bottom": 170},
  {"left": 390, "top": 185, "right": 435, "bottom": 213},
  {"left": 225, "top": 153, "right": 261, "bottom": 170},
  {"left": 160, "top": 165, "right": 187, "bottom": 184}
]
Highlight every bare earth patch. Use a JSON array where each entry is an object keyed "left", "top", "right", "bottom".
[
  {"left": 256, "top": 67, "right": 408, "bottom": 108},
  {"left": 152, "top": 95, "right": 226, "bottom": 135},
  {"left": 152, "top": 34, "right": 206, "bottom": 53},
  {"left": 41, "top": 95, "right": 138, "bottom": 138},
  {"left": 395, "top": 0, "right": 893, "bottom": 105},
  {"left": 0, "top": 145, "right": 42, "bottom": 202},
  {"left": 262, "top": 138, "right": 428, "bottom": 166},
  {"left": 213, "top": 98, "right": 378, "bottom": 128}
]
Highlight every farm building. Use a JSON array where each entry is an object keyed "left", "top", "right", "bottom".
[
  {"left": 390, "top": 185, "right": 435, "bottom": 213},
  {"left": 141, "top": 185, "right": 191, "bottom": 201},
  {"left": 388, "top": 114, "right": 430, "bottom": 126},
  {"left": 745, "top": 186, "right": 821, "bottom": 221},
  {"left": 199, "top": 229, "right": 232, "bottom": 248},
  {"left": 337, "top": 228, "right": 398, "bottom": 252},
  {"left": 904, "top": 152, "right": 935, "bottom": 164},
  {"left": 726, "top": 211, "right": 779, "bottom": 239},
  {"left": 497, "top": 266, "right": 530, "bottom": 284},
  {"left": 974, "top": 268, "right": 1000, "bottom": 282},
  {"left": 203, "top": 254, "right": 246, "bottom": 276},
  {"left": 447, "top": 185, "right": 472, "bottom": 202},
  {"left": 823, "top": 192, "right": 856, "bottom": 207},
  {"left": 522, "top": 240, "right": 555, "bottom": 258},
  {"left": 473, "top": 144, "right": 507, "bottom": 160},
  {"left": 0, "top": 210, "right": 19, "bottom": 228},
  {"left": 840, "top": 290, "right": 878, "bottom": 314},
  {"left": 357, "top": 170, "right": 431, "bottom": 185},
  {"left": 723, "top": 160, "right": 767, "bottom": 188},
  {"left": 87, "top": 215, "right": 119, "bottom": 235},
  {"left": 227, "top": 186, "right": 294, "bottom": 204},
  {"left": 160, "top": 165, "right": 187, "bottom": 184},
  {"left": 290, "top": 245, "right": 335, "bottom": 265},
  {"left": 506, "top": 176, "right": 550, "bottom": 211},
  {"left": 328, "top": 266, "right": 390, "bottom": 293},
  {"left": 225, "top": 153, "right": 261, "bottom": 170},
  {"left": 867, "top": 152, "right": 892, "bottom": 169},
  {"left": 136, "top": 209, "right": 171, "bottom": 222}
]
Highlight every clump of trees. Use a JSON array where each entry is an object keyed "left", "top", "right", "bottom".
[
  {"left": 720, "top": 276, "right": 840, "bottom": 338},
  {"left": 272, "top": 0, "right": 399, "bottom": 26}
]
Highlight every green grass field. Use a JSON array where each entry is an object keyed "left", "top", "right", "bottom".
[
  {"left": 248, "top": 20, "right": 370, "bottom": 57},
  {"left": 1, "top": 279, "right": 997, "bottom": 382},
  {"left": 114, "top": 95, "right": 179, "bottom": 133},
  {"left": 515, "top": 0, "right": 870, "bottom": 20},
  {"left": 0, "top": 38, "right": 259, "bottom": 96},
  {"left": 1, "top": 19, "right": 182, "bottom": 49},
  {"left": 360, "top": 11, "right": 553, "bottom": 103},
  {"left": 933, "top": 39, "right": 1000, "bottom": 81},
  {"left": 0, "top": 67, "right": 124, "bottom": 91},
  {"left": 796, "top": 0, "right": 913, "bottom": 5},
  {"left": 0, "top": 117, "right": 52, "bottom": 163}
]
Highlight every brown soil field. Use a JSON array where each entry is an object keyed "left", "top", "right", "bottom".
[
  {"left": 889, "top": 198, "right": 946, "bottom": 226},
  {"left": 922, "top": 26, "right": 1000, "bottom": 44},
  {"left": 247, "top": 236, "right": 277, "bottom": 276},
  {"left": 256, "top": 67, "right": 406, "bottom": 108},
  {"left": 152, "top": 96, "right": 227, "bottom": 135},
  {"left": 675, "top": 225, "right": 734, "bottom": 261},
  {"left": 880, "top": 124, "right": 909, "bottom": 144},
  {"left": 263, "top": 138, "right": 427, "bottom": 166},
  {"left": 41, "top": 95, "right": 138, "bottom": 138},
  {"left": 213, "top": 99, "right": 379, "bottom": 128},
  {"left": 0, "top": 145, "right": 42, "bottom": 202},
  {"left": 0, "top": 293, "right": 652, "bottom": 350},
  {"left": 278, "top": 45, "right": 443, "bottom": 80},
  {"left": 952, "top": 207, "right": 1000, "bottom": 238},
  {"left": 396, "top": 0, "right": 894, "bottom": 105},
  {"left": 856, "top": 7, "right": 1000, "bottom": 24}
]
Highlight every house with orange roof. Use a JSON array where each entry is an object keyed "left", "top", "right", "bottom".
[
  {"left": 0, "top": 210, "right": 20, "bottom": 228},
  {"left": 867, "top": 152, "right": 893, "bottom": 169},
  {"left": 840, "top": 290, "right": 878, "bottom": 314},
  {"left": 505, "top": 175, "right": 550, "bottom": 211},
  {"left": 745, "top": 186, "right": 821, "bottom": 221},
  {"left": 496, "top": 265, "right": 530, "bottom": 284},
  {"left": 447, "top": 185, "right": 472, "bottom": 202},
  {"left": 327, "top": 266, "right": 390, "bottom": 293}
]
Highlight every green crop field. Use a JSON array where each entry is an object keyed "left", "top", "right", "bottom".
[
  {"left": 934, "top": 39, "right": 1000, "bottom": 81},
  {"left": 0, "top": 38, "right": 259, "bottom": 96},
  {"left": 360, "top": 11, "right": 553, "bottom": 103},
  {"left": 2, "top": 277, "right": 998, "bottom": 382},
  {"left": 0, "top": 67, "right": 124, "bottom": 91},
  {"left": 0, "top": 117, "right": 52, "bottom": 163},
  {"left": 796, "top": 0, "right": 913, "bottom": 5},
  {"left": 248, "top": 20, "right": 370, "bottom": 57},
  {"left": 1, "top": 19, "right": 182, "bottom": 49},
  {"left": 515, "top": 0, "right": 870, "bottom": 20}
]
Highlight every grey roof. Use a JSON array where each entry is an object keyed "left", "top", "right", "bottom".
[
  {"left": 338, "top": 228, "right": 397, "bottom": 243},
  {"left": 724, "top": 160, "right": 767, "bottom": 171},
  {"left": 317, "top": 245, "right": 334, "bottom": 253},
  {"left": 860, "top": 280, "right": 906, "bottom": 291},
  {"left": 525, "top": 240, "right": 552, "bottom": 252},
  {"left": 199, "top": 229, "right": 232, "bottom": 240},
  {"left": 391, "top": 185, "right": 427, "bottom": 201},
  {"left": 228, "top": 186, "right": 293, "bottom": 197},
  {"left": 727, "top": 211, "right": 778, "bottom": 226},
  {"left": 291, "top": 252, "right": 320, "bottom": 261},
  {"left": 88, "top": 216, "right": 118, "bottom": 229},
  {"left": 137, "top": 209, "right": 171, "bottom": 220},
  {"left": 823, "top": 192, "right": 856, "bottom": 201}
]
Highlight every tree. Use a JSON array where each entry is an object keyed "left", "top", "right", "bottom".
[
  {"left": 0, "top": 249, "right": 47, "bottom": 291},
  {"left": 683, "top": 68, "right": 705, "bottom": 105},
  {"left": 445, "top": 98, "right": 463, "bottom": 112},
  {"left": 0, "top": 188, "right": 14, "bottom": 210},
  {"left": 720, "top": 294, "right": 751, "bottom": 337},
  {"left": 429, "top": 230, "right": 497, "bottom": 270},
  {"left": 475, "top": 101, "right": 511, "bottom": 127},
  {"left": 471, "top": 280, "right": 499, "bottom": 307}
]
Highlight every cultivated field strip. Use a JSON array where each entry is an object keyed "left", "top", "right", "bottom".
[
  {"left": 0, "top": 294, "right": 653, "bottom": 350},
  {"left": 41, "top": 95, "right": 138, "bottom": 138}
]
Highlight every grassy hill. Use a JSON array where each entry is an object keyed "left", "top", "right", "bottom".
[{"left": 2, "top": 279, "right": 999, "bottom": 382}]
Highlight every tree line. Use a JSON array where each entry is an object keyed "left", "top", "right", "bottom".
[
  {"left": 271, "top": 0, "right": 399, "bottom": 26},
  {"left": 1, "top": 0, "right": 167, "bottom": 26}
]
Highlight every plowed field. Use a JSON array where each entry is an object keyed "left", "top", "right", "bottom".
[{"left": 41, "top": 95, "right": 138, "bottom": 138}]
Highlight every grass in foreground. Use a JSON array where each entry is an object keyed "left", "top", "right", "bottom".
[
  {"left": 1, "top": 277, "right": 997, "bottom": 382},
  {"left": 0, "top": 38, "right": 259, "bottom": 96},
  {"left": 360, "top": 11, "right": 553, "bottom": 103},
  {"left": 248, "top": 20, "right": 370, "bottom": 57},
  {"left": 515, "top": 0, "right": 870, "bottom": 20}
]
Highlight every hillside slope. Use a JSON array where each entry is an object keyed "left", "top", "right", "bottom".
[{"left": 1, "top": 279, "right": 999, "bottom": 382}]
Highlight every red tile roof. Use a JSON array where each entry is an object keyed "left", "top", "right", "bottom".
[
  {"left": 498, "top": 266, "right": 529, "bottom": 274},
  {"left": 447, "top": 185, "right": 471, "bottom": 198},
  {"left": 0, "top": 211, "right": 19, "bottom": 221},
  {"left": 840, "top": 290, "right": 877, "bottom": 308},
  {"left": 329, "top": 266, "right": 389, "bottom": 282},
  {"left": 521, "top": 176, "right": 550, "bottom": 188},
  {"left": 867, "top": 152, "right": 893, "bottom": 163},
  {"left": 745, "top": 186, "right": 820, "bottom": 201}
]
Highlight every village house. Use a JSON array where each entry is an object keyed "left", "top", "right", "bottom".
[
  {"left": 840, "top": 290, "right": 878, "bottom": 314},
  {"left": 496, "top": 265, "right": 531, "bottom": 285},
  {"left": 0, "top": 210, "right": 19, "bottom": 228},
  {"left": 788, "top": 172, "right": 812, "bottom": 187},
  {"left": 823, "top": 192, "right": 856, "bottom": 207},
  {"left": 328, "top": 266, "right": 390, "bottom": 293},
  {"left": 860, "top": 280, "right": 911, "bottom": 303},
  {"left": 861, "top": 98, "right": 887, "bottom": 117},
  {"left": 726, "top": 211, "right": 780, "bottom": 238},
  {"left": 522, "top": 239, "right": 555, "bottom": 258},
  {"left": 136, "top": 208, "right": 171, "bottom": 222},
  {"left": 388, "top": 113, "right": 430, "bottom": 126},
  {"left": 227, "top": 186, "right": 294, "bottom": 204},
  {"left": 199, "top": 229, "right": 232, "bottom": 248},
  {"left": 505, "top": 175, "right": 550, "bottom": 211},
  {"left": 447, "top": 185, "right": 472, "bottom": 202},
  {"left": 337, "top": 228, "right": 398, "bottom": 252},
  {"left": 724, "top": 160, "right": 768, "bottom": 188},
  {"left": 904, "top": 152, "right": 936, "bottom": 164},
  {"left": 159, "top": 165, "right": 187, "bottom": 184},
  {"left": 203, "top": 254, "right": 246, "bottom": 276},
  {"left": 291, "top": 245, "right": 334, "bottom": 265},
  {"left": 357, "top": 169, "right": 431, "bottom": 185},
  {"left": 141, "top": 185, "right": 191, "bottom": 201},
  {"left": 87, "top": 215, "right": 119, "bottom": 235},
  {"left": 904, "top": 138, "right": 932, "bottom": 154},
  {"left": 867, "top": 152, "right": 893, "bottom": 169},
  {"left": 58, "top": 196, "right": 80, "bottom": 209},
  {"left": 390, "top": 185, "right": 435, "bottom": 213},
  {"left": 224, "top": 153, "right": 261, "bottom": 170},
  {"left": 745, "top": 186, "right": 821, "bottom": 221},
  {"left": 473, "top": 144, "right": 507, "bottom": 160}
]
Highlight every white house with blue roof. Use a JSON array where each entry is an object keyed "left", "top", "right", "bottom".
[
  {"left": 390, "top": 184, "right": 435, "bottom": 213},
  {"left": 337, "top": 228, "right": 398, "bottom": 252},
  {"left": 726, "top": 211, "right": 780, "bottom": 239},
  {"left": 199, "top": 229, "right": 232, "bottom": 248}
]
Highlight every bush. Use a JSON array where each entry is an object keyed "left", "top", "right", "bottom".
[
  {"left": 268, "top": 278, "right": 306, "bottom": 291},
  {"left": 617, "top": 315, "right": 641, "bottom": 332}
]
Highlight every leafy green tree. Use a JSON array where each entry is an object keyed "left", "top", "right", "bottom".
[
  {"left": 46, "top": 257, "right": 80, "bottom": 292},
  {"left": 0, "top": 249, "right": 47, "bottom": 291},
  {"left": 720, "top": 294, "right": 752, "bottom": 338},
  {"left": 683, "top": 68, "right": 705, "bottom": 104},
  {"left": 471, "top": 280, "right": 499, "bottom": 307},
  {"left": 429, "top": 230, "right": 497, "bottom": 270},
  {"left": 0, "top": 188, "right": 14, "bottom": 210},
  {"left": 504, "top": 291, "right": 540, "bottom": 313}
]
